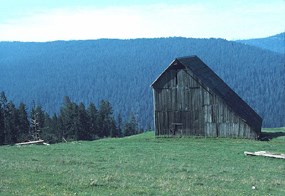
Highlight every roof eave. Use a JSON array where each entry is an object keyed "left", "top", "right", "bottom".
[{"left": 151, "top": 59, "right": 177, "bottom": 88}]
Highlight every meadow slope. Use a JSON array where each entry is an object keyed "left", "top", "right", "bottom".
[{"left": 0, "top": 129, "right": 284, "bottom": 195}]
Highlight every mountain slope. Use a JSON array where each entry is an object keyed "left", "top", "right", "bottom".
[
  {"left": 0, "top": 38, "right": 284, "bottom": 128},
  {"left": 236, "top": 33, "right": 285, "bottom": 54}
]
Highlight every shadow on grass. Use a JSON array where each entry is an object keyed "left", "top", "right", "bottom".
[{"left": 259, "top": 132, "right": 285, "bottom": 141}]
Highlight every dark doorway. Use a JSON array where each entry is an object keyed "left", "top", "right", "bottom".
[{"left": 170, "top": 123, "right": 183, "bottom": 136}]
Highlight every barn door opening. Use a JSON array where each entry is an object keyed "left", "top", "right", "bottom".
[{"left": 170, "top": 123, "right": 183, "bottom": 136}]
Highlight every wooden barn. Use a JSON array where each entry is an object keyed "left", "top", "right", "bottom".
[{"left": 151, "top": 56, "right": 262, "bottom": 139}]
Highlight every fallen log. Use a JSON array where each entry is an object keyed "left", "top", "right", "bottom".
[
  {"left": 15, "top": 140, "right": 45, "bottom": 146},
  {"left": 244, "top": 151, "right": 285, "bottom": 159}
]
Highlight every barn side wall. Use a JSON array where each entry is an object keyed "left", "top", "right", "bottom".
[
  {"left": 153, "top": 66, "right": 258, "bottom": 139},
  {"left": 203, "top": 87, "right": 258, "bottom": 139}
]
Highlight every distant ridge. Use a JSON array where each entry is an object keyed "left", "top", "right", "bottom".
[{"left": 236, "top": 32, "right": 285, "bottom": 54}]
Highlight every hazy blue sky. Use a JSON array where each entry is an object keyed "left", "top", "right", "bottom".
[{"left": 0, "top": 0, "right": 284, "bottom": 41}]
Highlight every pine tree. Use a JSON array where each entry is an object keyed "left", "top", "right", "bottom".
[
  {"left": 17, "top": 103, "right": 30, "bottom": 142},
  {"left": 0, "top": 102, "right": 5, "bottom": 145},
  {"left": 50, "top": 113, "right": 60, "bottom": 142},
  {"left": 0, "top": 91, "right": 7, "bottom": 144},
  {"left": 77, "top": 102, "right": 91, "bottom": 140},
  {"left": 124, "top": 113, "right": 138, "bottom": 136},
  {"left": 5, "top": 101, "right": 19, "bottom": 144},
  {"left": 109, "top": 118, "right": 117, "bottom": 138},
  {"left": 87, "top": 103, "right": 99, "bottom": 139},
  {"left": 116, "top": 113, "right": 123, "bottom": 137},
  {"left": 35, "top": 106, "right": 45, "bottom": 129},
  {"left": 98, "top": 100, "right": 111, "bottom": 137},
  {"left": 59, "top": 96, "right": 79, "bottom": 140},
  {"left": 40, "top": 112, "right": 60, "bottom": 143},
  {"left": 98, "top": 100, "right": 116, "bottom": 137},
  {"left": 30, "top": 104, "right": 45, "bottom": 140}
]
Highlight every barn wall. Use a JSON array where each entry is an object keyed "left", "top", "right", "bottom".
[
  {"left": 154, "top": 67, "right": 204, "bottom": 136},
  {"left": 203, "top": 87, "right": 257, "bottom": 139},
  {"left": 153, "top": 65, "right": 258, "bottom": 139}
]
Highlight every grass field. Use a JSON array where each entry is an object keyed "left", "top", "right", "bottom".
[{"left": 0, "top": 128, "right": 284, "bottom": 195}]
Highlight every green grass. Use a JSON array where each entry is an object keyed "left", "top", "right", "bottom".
[{"left": 1, "top": 128, "right": 285, "bottom": 195}]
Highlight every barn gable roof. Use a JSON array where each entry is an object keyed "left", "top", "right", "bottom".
[{"left": 152, "top": 55, "right": 262, "bottom": 133}]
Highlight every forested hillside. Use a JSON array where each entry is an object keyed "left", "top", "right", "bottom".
[
  {"left": 0, "top": 38, "right": 284, "bottom": 128},
  {"left": 236, "top": 33, "right": 285, "bottom": 54}
]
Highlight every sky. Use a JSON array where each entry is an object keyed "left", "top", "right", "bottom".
[{"left": 0, "top": 0, "right": 284, "bottom": 42}]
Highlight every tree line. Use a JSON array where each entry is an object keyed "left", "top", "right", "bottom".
[{"left": 0, "top": 91, "right": 143, "bottom": 145}]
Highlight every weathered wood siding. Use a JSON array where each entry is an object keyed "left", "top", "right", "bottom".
[{"left": 153, "top": 66, "right": 258, "bottom": 139}]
